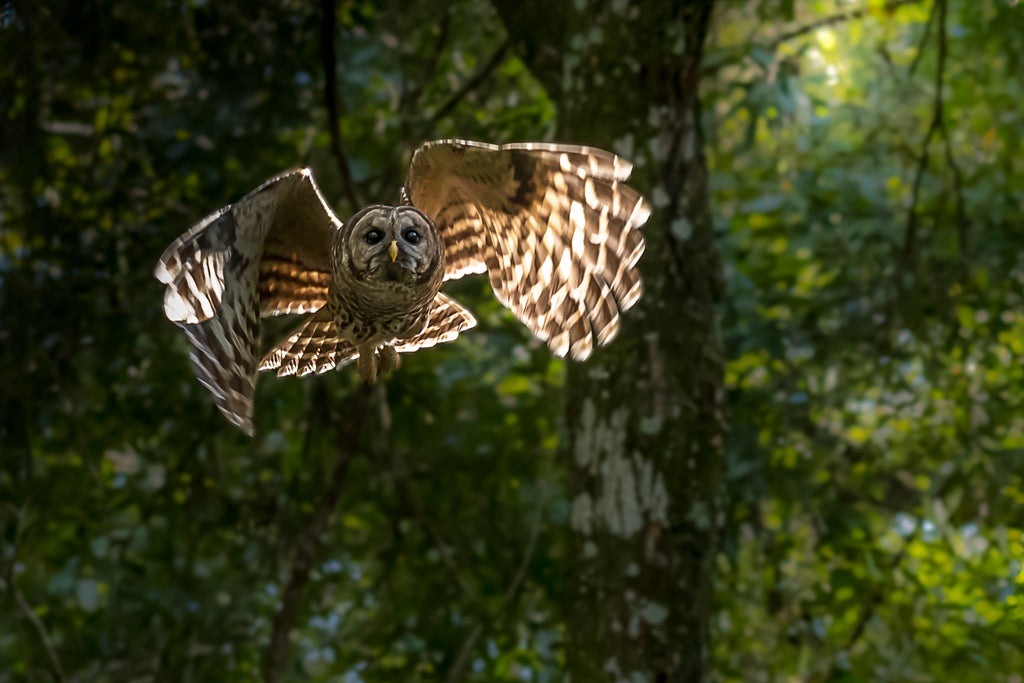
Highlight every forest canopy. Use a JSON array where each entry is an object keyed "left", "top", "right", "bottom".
[{"left": 2, "top": 0, "right": 1023, "bottom": 681}]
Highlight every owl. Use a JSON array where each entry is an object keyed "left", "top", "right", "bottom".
[{"left": 155, "top": 140, "right": 651, "bottom": 434}]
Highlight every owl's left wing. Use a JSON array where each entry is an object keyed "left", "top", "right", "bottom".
[{"left": 405, "top": 139, "right": 650, "bottom": 360}]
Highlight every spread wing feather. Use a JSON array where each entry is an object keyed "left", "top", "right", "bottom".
[
  {"left": 154, "top": 169, "right": 339, "bottom": 432},
  {"left": 405, "top": 139, "right": 650, "bottom": 360}
]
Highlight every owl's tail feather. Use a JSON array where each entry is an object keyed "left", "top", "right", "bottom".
[
  {"left": 261, "top": 292, "right": 476, "bottom": 380},
  {"left": 260, "top": 309, "right": 358, "bottom": 378},
  {"left": 394, "top": 292, "right": 477, "bottom": 354}
]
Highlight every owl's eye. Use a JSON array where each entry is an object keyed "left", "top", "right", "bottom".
[
  {"left": 364, "top": 228, "right": 384, "bottom": 245},
  {"left": 402, "top": 228, "right": 421, "bottom": 245}
]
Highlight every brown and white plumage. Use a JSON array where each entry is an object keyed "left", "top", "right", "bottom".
[
  {"left": 407, "top": 140, "right": 650, "bottom": 360},
  {"left": 155, "top": 169, "right": 335, "bottom": 434},
  {"left": 259, "top": 291, "right": 476, "bottom": 378},
  {"left": 155, "top": 140, "right": 650, "bottom": 433}
]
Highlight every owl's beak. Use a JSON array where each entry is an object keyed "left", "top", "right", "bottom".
[{"left": 388, "top": 240, "right": 398, "bottom": 262}]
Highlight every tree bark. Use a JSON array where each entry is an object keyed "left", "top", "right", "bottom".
[{"left": 492, "top": 3, "right": 724, "bottom": 680}]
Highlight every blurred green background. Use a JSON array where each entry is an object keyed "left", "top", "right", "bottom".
[{"left": 2, "top": 0, "right": 1023, "bottom": 681}]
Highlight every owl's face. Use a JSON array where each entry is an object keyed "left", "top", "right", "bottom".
[{"left": 337, "top": 205, "right": 443, "bottom": 287}]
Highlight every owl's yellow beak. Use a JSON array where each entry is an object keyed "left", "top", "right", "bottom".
[{"left": 388, "top": 240, "right": 398, "bottom": 262}]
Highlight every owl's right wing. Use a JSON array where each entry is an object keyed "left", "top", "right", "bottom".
[
  {"left": 154, "top": 168, "right": 338, "bottom": 434},
  {"left": 404, "top": 140, "right": 650, "bottom": 362}
]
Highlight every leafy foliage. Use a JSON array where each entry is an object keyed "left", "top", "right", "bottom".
[{"left": 707, "top": 1, "right": 1024, "bottom": 679}]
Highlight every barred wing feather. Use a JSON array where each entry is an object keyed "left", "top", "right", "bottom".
[
  {"left": 154, "top": 169, "right": 338, "bottom": 432},
  {"left": 405, "top": 139, "right": 650, "bottom": 361}
]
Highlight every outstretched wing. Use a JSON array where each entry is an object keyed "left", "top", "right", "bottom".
[
  {"left": 154, "top": 168, "right": 339, "bottom": 433},
  {"left": 404, "top": 139, "right": 650, "bottom": 361}
]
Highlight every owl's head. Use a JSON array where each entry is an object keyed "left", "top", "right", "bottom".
[{"left": 336, "top": 205, "right": 444, "bottom": 288}]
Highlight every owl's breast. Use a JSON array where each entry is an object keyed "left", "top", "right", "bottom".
[{"left": 326, "top": 276, "right": 438, "bottom": 348}]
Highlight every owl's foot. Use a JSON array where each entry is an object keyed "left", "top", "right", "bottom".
[
  {"left": 355, "top": 345, "right": 401, "bottom": 383},
  {"left": 356, "top": 347, "right": 378, "bottom": 383},
  {"left": 378, "top": 345, "right": 401, "bottom": 376}
]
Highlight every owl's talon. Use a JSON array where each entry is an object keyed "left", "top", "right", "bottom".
[
  {"left": 356, "top": 348, "right": 379, "bottom": 384},
  {"left": 378, "top": 346, "right": 401, "bottom": 376}
]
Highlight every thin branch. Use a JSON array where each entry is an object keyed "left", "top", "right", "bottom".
[
  {"left": 444, "top": 495, "right": 544, "bottom": 683},
  {"left": 501, "top": 495, "right": 544, "bottom": 605},
  {"left": 371, "top": 3, "right": 453, "bottom": 207},
  {"left": 262, "top": 384, "right": 372, "bottom": 683},
  {"left": 769, "top": 0, "right": 922, "bottom": 48},
  {"left": 902, "top": 117, "right": 940, "bottom": 264},
  {"left": 400, "top": 1, "right": 452, "bottom": 113},
  {"left": 376, "top": 390, "right": 543, "bottom": 683},
  {"left": 835, "top": 467, "right": 961, "bottom": 670},
  {"left": 445, "top": 623, "right": 483, "bottom": 683},
  {"left": 803, "top": 526, "right": 920, "bottom": 683},
  {"left": 844, "top": 541, "right": 911, "bottom": 648},
  {"left": 703, "top": 0, "right": 923, "bottom": 77},
  {"left": 427, "top": 39, "right": 511, "bottom": 128},
  {"left": 9, "top": 585, "right": 66, "bottom": 682},
  {"left": 933, "top": 0, "right": 968, "bottom": 261},
  {"left": 908, "top": 0, "right": 939, "bottom": 77},
  {"left": 943, "top": 128, "right": 969, "bottom": 260},
  {"left": 1, "top": 505, "right": 66, "bottom": 682},
  {"left": 320, "top": 0, "right": 362, "bottom": 210},
  {"left": 421, "top": 4, "right": 452, "bottom": 91},
  {"left": 902, "top": 0, "right": 949, "bottom": 265},
  {"left": 391, "top": 448, "right": 477, "bottom": 601}
]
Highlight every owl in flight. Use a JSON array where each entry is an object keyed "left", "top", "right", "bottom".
[{"left": 155, "top": 140, "right": 651, "bottom": 434}]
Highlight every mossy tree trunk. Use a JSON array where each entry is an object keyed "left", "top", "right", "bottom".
[{"left": 493, "top": 2, "right": 724, "bottom": 680}]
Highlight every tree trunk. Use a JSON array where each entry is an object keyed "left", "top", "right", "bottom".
[{"left": 492, "top": 3, "right": 724, "bottom": 680}]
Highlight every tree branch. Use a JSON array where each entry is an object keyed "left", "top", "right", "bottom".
[
  {"left": 703, "top": 0, "right": 924, "bottom": 77},
  {"left": 9, "top": 583, "right": 66, "bottom": 681},
  {"left": 902, "top": 0, "right": 949, "bottom": 265},
  {"left": 391, "top": 447, "right": 477, "bottom": 601},
  {"left": 844, "top": 540, "right": 912, "bottom": 649},
  {"left": 444, "top": 495, "right": 544, "bottom": 683},
  {"left": 902, "top": 119, "right": 939, "bottom": 265},
  {"left": 320, "top": 0, "right": 362, "bottom": 211},
  {"left": 830, "top": 469, "right": 961, "bottom": 679},
  {"left": 2, "top": 505, "right": 66, "bottom": 683},
  {"left": 262, "top": 384, "right": 372, "bottom": 683},
  {"left": 933, "top": 0, "right": 968, "bottom": 261},
  {"left": 944, "top": 126, "right": 969, "bottom": 261},
  {"left": 427, "top": 40, "right": 510, "bottom": 128},
  {"left": 908, "top": 0, "right": 939, "bottom": 77},
  {"left": 769, "top": 0, "right": 922, "bottom": 48},
  {"left": 400, "top": 1, "right": 452, "bottom": 115}
]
